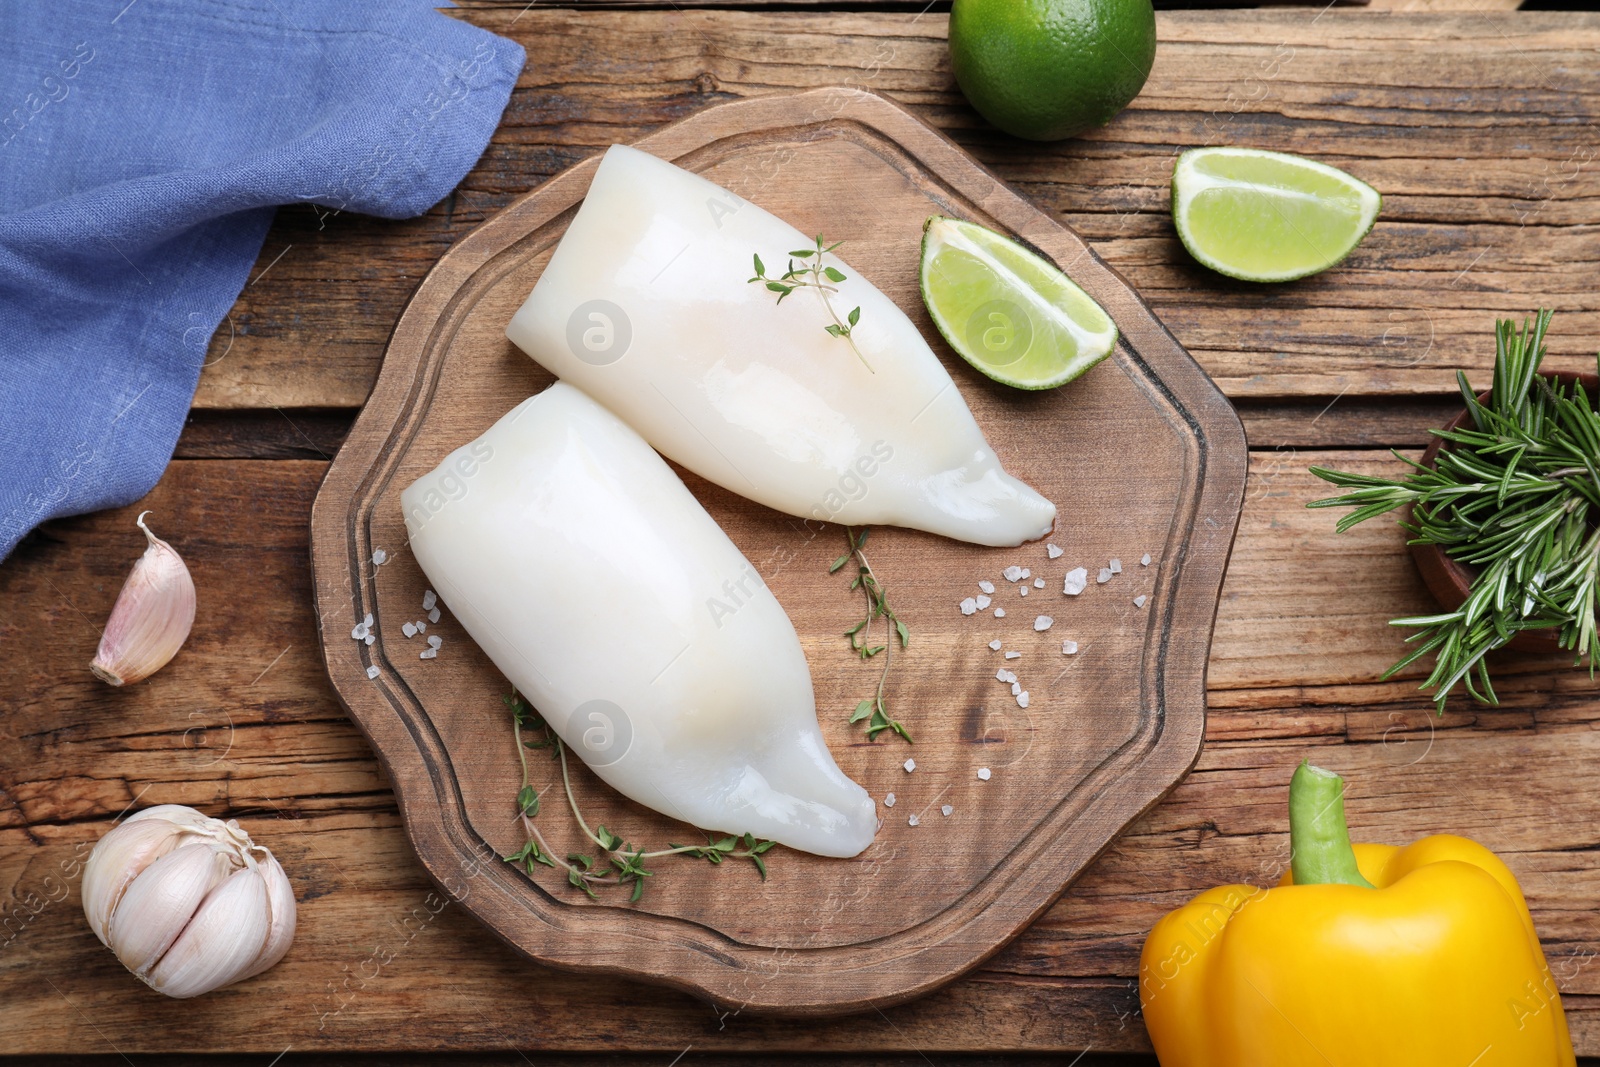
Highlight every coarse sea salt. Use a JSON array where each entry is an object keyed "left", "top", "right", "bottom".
[
  {"left": 1020, "top": 568, "right": 1031, "bottom": 580},
  {"left": 363, "top": 613, "right": 374, "bottom": 628},
  {"left": 1005, "top": 650, "right": 1021, "bottom": 660},
  {"left": 1003, "top": 565, "right": 1024, "bottom": 582},
  {"left": 1033, "top": 577, "right": 1044, "bottom": 589},
  {"left": 903, "top": 758, "right": 916, "bottom": 773},
  {"left": 977, "top": 767, "right": 992, "bottom": 781},
  {"left": 428, "top": 635, "right": 443, "bottom": 650},
  {"left": 372, "top": 549, "right": 388, "bottom": 566},
  {"left": 1064, "top": 567, "right": 1088, "bottom": 596},
  {"left": 908, "top": 814, "right": 920, "bottom": 827},
  {"left": 884, "top": 792, "right": 896, "bottom": 807},
  {"left": 402, "top": 622, "right": 417, "bottom": 638},
  {"left": 996, "top": 668, "right": 1015, "bottom": 683},
  {"left": 366, "top": 664, "right": 380, "bottom": 679},
  {"left": 351, "top": 623, "right": 368, "bottom": 641},
  {"left": 364, "top": 634, "right": 375, "bottom": 646},
  {"left": 1047, "top": 544, "right": 1063, "bottom": 559},
  {"left": 1062, "top": 639, "right": 1079, "bottom": 655},
  {"left": 420, "top": 648, "right": 437, "bottom": 660},
  {"left": 994, "top": 607, "right": 1007, "bottom": 618},
  {"left": 428, "top": 607, "right": 442, "bottom": 624},
  {"left": 941, "top": 805, "right": 953, "bottom": 817},
  {"left": 1011, "top": 681, "right": 1021, "bottom": 696},
  {"left": 1134, "top": 595, "right": 1148, "bottom": 608},
  {"left": 979, "top": 580, "right": 996, "bottom": 595},
  {"left": 976, "top": 594, "right": 992, "bottom": 609},
  {"left": 1097, "top": 567, "right": 1114, "bottom": 584},
  {"left": 1034, "top": 615, "right": 1053, "bottom": 631},
  {"left": 1110, "top": 558, "right": 1123, "bottom": 574},
  {"left": 416, "top": 621, "right": 427, "bottom": 634},
  {"left": 422, "top": 590, "right": 437, "bottom": 611},
  {"left": 1019, "top": 586, "right": 1029, "bottom": 597},
  {"left": 989, "top": 639, "right": 1003, "bottom": 651},
  {"left": 960, "top": 597, "right": 978, "bottom": 616},
  {"left": 1017, "top": 691, "right": 1030, "bottom": 708},
  {"left": 1141, "top": 553, "right": 1152, "bottom": 566}
]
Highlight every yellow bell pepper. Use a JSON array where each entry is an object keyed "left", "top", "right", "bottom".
[{"left": 1140, "top": 761, "right": 1575, "bottom": 1067}]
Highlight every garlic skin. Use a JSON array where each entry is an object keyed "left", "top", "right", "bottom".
[
  {"left": 82, "top": 805, "right": 296, "bottom": 998},
  {"left": 90, "top": 511, "right": 195, "bottom": 686}
]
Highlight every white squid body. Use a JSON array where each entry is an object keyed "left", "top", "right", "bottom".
[
  {"left": 506, "top": 144, "right": 1056, "bottom": 548},
  {"left": 401, "top": 383, "right": 877, "bottom": 858}
]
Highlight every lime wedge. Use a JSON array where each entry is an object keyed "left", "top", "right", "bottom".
[
  {"left": 919, "top": 216, "right": 1117, "bottom": 391},
  {"left": 1171, "top": 147, "right": 1381, "bottom": 283}
]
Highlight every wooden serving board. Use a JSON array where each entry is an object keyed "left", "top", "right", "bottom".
[{"left": 309, "top": 88, "right": 1247, "bottom": 1015}]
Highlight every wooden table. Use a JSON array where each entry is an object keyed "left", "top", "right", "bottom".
[{"left": 4, "top": 2, "right": 1600, "bottom": 1061}]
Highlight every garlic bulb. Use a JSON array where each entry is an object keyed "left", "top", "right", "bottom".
[
  {"left": 90, "top": 511, "right": 195, "bottom": 686},
  {"left": 82, "top": 805, "right": 296, "bottom": 998}
]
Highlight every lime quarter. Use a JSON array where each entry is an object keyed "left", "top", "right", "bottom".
[
  {"left": 919, "top": 216, "right": 1117, "bottom": 391},
  {"left": 1171, "top": 147, "right": 1381, "bottom": 283}
]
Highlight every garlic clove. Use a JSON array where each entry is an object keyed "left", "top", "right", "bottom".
[
  {"left": 239, "top": 850, "right": 297, "bottom": 980},
  {"left": 90, "top": 511, "right": 196, "bottom": 687},
  {"left": 145, "top": 867, "right": 270, "bottom": 998},
  {"left": 81, "top": 818, "right": 186, "bottom": 946},
  {"left": 108, "top": 841, "right": 235, "bottom": 976}
]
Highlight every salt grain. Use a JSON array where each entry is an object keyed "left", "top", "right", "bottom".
[
  {"left": 988, "top": 639, "right": 1002, "bottom": 651},
  {"left": 428, "top": 635, "right": 443, "bottom": 650},
  {"left": 1034, "top": 615, "right": 1053, "bottom": 631},
  {"left": 372, "top": 549, "right": 388, "bottom": 566},
  {"left": 420, "top": 649, "right": 437, "bottom": 660},
  {"left": 904, "top": 758, "right": 916, "bottom": 773},
  {"left": 908, "top": 814, "right": 920, "bottom": 827},
  {"left": 1011, "top": 681, "right": 1021, "bottom": 696},
  {"left": 1064, "top": 567, "right": 1088, "bottom": 596},
  {"left": 976, "top": 594, "right": 992, "bottom": 609},
  {"left": 1033, "top": 578, "right": 1045, "bottom": 589},
  {"left": 416, "top": 621, "right": 427, "bottom": 634},
  {"left": 1017, "top": 691, "right": 1030, "bottom": 708},
  {"left": 884, "top": 792, "right": 896, "bottom": 807},
  {"left": 1110, "top": 558, "right": 1123, "bottom": 574},
  {"left": 1005, "top": 650, "right": 1021, "bottom": 660},
  {"left": 941, "top": 805, "right": 954, "bottom": 817},
  {"left": 979, "top": 580, "right": 996, "bottom": 594},
  {"left": 1141, "top": 553, "right": 1152, "bottom": 567},
  {"left": 1003, "top": 565, "right": 1024, "bottom": 582},
  {"left": 994, "top": 608, "right": 1006, "bottom": 618},
  {"left": 1062, "top": 639, "right": 1079, "bottom": 655},
  {"left": 977, "top": 767, "right": 992, "bottom": 781},
  {"left": 403, "top": 622, "right": 417, "bottom": 638},
  {"left": 1020, "top": 568, "right": 1031, "bottom": 580},
  {"left": 1097, "top": 567, "right": 1114, "bottom": 584},
  {"left": 364, "top": 634, "right": 375, "bottom": 646},
  {"left": 363, "top": 613, "right": 374, "bottom": 628},
  {"left": 1134, "top": 595, "right": 1148, "bottom": 608},
  {"left": 1019, "top": 586, "right": 1029, "bottom": 597},
  {"left": 1047, "top": 544, "right": 1063, "bottom": 559},
  {"left": 428, "top": 607, "right": 442, "bottom": 624},
  {"left": 350, "top": 623, "right": 367, "bottom": 641},
  {"left": 366, "top": 664, "right": 380, "bottom": 680},
  {"left": 997, "top": 669, "right": 1016, "bottom": 684},
  {"left": 960, "top": 597, "right": 978, "bottom": 616},
  {"left": 422, "top": 590, "right": 437, "bottom": 611}
]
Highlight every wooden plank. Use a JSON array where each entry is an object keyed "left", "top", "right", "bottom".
[
  {"left": 195, "top": 9, "right": 1600, "bottom": 411},
  {"left": 3, "top": 453, "right": 1597, "bottom": 1051}
]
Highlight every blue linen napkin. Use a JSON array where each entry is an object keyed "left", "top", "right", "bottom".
[{"left": 0, "top": 0, "right": 524, "bottom": 560}]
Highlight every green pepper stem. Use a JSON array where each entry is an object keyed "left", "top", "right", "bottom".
[{"left": 1289, "top": 761, "right": 1376, "bottom": 888}]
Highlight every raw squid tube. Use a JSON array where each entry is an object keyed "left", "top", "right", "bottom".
[
  {"left": 505, "top": 143, "right": 1056, "bottom": 548},
  {"left": 401, "top": 383, "right": 877, "bottom": 859}
]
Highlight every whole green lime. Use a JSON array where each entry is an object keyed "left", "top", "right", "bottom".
[{"left": 949, "top": 0, "right": 1157, "bottom": 142}]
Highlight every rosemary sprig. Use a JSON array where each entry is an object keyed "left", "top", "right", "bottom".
[
  {"left": 830, "top": 527, "right": 911, "bottom": 741},
  {"left": 500, "top": 691, "right": 776, "bottom": 901},
  {"left": 749, "top": 234, "right": 872, "bottom": 372},
  {"left": 1308, "top": 310, "right": 1600, "bottom": 712}
]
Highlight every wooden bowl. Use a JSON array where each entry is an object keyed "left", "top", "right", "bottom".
[{"left": 1410, "top": 371, "right": 1598, "bottom": 654}]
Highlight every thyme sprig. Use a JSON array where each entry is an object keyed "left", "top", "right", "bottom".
[
  {"left": 749, "top": 234, "right": 871, "bottom": 372},
  {"left": 830, "top": 527, "right": 911, "bottom": 742},
  {"left": 501, "top": 692, "right": 776, "bottom": 901},
  {"left": 1309, "top": 310, "right": 1600, "bottom": 712}
]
